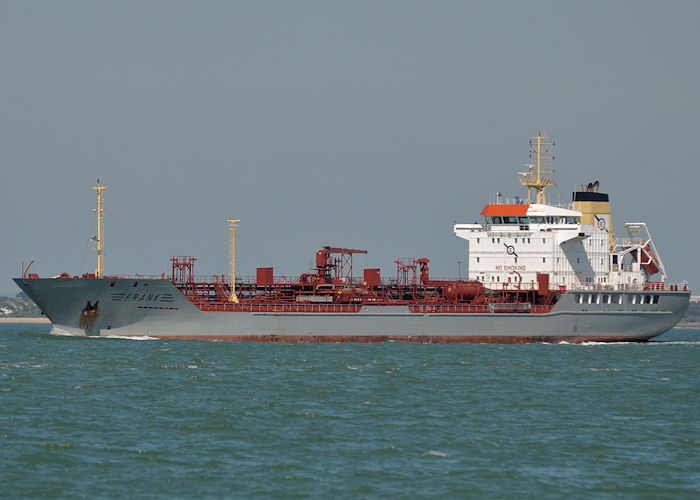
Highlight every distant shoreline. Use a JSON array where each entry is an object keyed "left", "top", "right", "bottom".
[
  {"left": 0, "top": 317, "right": 51, "bottom": 324},
  {"left": 674, "top": 322, "right": 700, "bottom": 330}
]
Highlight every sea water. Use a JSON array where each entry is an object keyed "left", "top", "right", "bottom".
[{"left": 1, "top": 324, "right": 698, "bottom": 498}]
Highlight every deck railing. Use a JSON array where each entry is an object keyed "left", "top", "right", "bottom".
[{"left": 103, "top": 274, "right": 688, "bottom": 293}]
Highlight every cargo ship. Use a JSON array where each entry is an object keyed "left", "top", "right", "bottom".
[{"left": 15, "top": 134, "right": 690, "bottom": 342}]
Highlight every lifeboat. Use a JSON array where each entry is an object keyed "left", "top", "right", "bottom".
[{"left": 632, "top": 242, "right": 660, "bottom": 275}]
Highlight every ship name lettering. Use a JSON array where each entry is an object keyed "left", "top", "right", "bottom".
[{"left": 122, "top": 293, "right": 161, "bottom": 302}]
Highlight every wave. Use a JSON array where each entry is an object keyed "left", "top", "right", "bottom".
[
  {"left": 97, "top": 335, "right": 158, "bottom": 341},
  {"left": 50, "top": 326, "right": 77, "bottom": 336}
]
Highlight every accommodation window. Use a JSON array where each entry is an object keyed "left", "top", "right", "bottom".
[{"left": 542, "top": 257, "right": 546, "bottom": 263}]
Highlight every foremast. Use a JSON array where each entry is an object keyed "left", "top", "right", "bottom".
[
  {"left": 228, "top": 219, "right": 240, "bottom": 303},
  {"left": 92, "top": 180, "right": 106, "bottom": 278}
]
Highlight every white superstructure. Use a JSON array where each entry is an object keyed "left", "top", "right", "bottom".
[{"left": 454, "top": 133, "right": 667, "bottom": 292}]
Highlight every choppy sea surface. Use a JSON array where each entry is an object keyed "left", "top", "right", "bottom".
[{"left": 1, "top": 324, "right": 698, "bottom": 498}]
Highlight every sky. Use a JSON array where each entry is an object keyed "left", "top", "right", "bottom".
[{"left": 1, "top": 0, "right": 698, "bottom": 294}]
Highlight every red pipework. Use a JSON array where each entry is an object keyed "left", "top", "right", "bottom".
[{"left": 171, "top": 256, "right": 197, "bottom": 283}]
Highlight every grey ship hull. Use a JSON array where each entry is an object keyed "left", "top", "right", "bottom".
[{"left": 14, "top": 277, "right": 690, "bottom": 342}]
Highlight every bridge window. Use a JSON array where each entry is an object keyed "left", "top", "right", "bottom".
[
  {"left": 503, "top": 216, "right": 518, "bottom": 224},
  {"left": 531, "top": 217, "right": 545, "bottom": 224},
  {"left": 492, "top": 216, "right": 502, "bottom": 224},
  {"left": 518, "top": 217, "right": 528, "bottom": 224},
  {"left": 653, "top": 295, "right": 660, "bottom": 304}
]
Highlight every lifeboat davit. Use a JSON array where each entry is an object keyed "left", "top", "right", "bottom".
[{"left": 632, "top": 242, "right": 660, "bottom": 275}]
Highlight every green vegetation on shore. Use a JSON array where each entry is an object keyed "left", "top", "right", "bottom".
[
  {"left": 678, "top": 301, "right": 700, "bottom": 327},
  {"left": 0, "top": 294, "right": 42, "bottom": 318}
]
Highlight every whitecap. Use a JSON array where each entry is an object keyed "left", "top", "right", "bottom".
[
  {"left": 423, "top": 450, "right": 449, "bottom": 457},
  {"left": 50, "top": 326, "right": 76, "bottom": 336},
  {"left": 579, "top": 341, "right": 634, "bottom": 346}
]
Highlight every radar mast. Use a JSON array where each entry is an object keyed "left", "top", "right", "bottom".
[{"left": 519, "top": 132, "right": 554, "bottom": 204}]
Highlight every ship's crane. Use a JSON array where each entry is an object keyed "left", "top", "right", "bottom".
[{"left": 315, "top": 246, "right": 367, "bottom": 283}]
